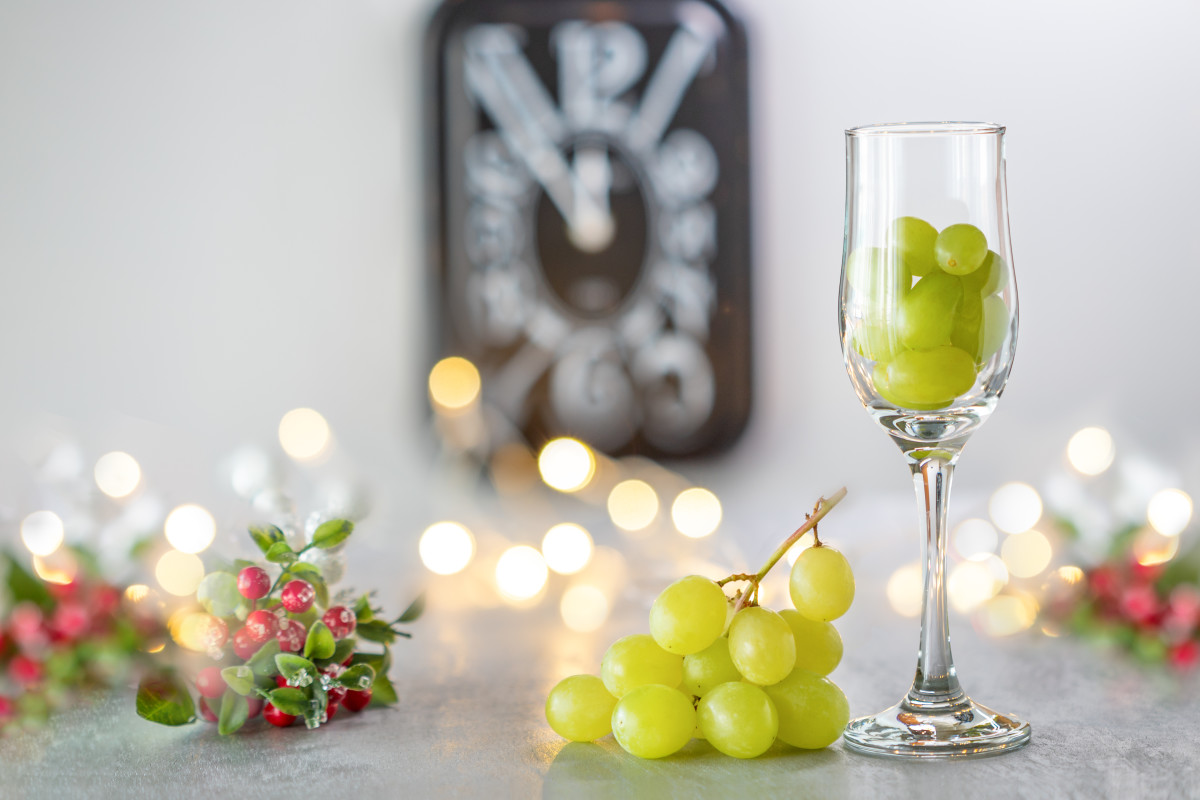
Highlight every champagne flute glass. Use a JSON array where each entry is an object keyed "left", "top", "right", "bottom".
[{"left": 838, "top": 122, "right": 1031, "bottom": 758}]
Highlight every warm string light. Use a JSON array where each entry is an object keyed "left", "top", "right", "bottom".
[
  {"left": 419, "top": 521, "right": 476, "bottom": 576},
  {"left": 1066, "top": 426, "right": 1115, "bottom": 476},
  {"left": 155, "top": 550, "right": 205, "bottom": 596},
  {"left": 538, "top": 438, "right": 595, "bottom": 493},
  {"left": 560, "top": 584, "right": 610, "bottom": 632},
  {"left": 94, "top": 451, "right": 141, "bottom": 498},
  {"left": 1000, "top": 529, "right": 1052, "bottom": 579},
  {"left": 953, "top": 518, "right": 998, "bottom": 562},
  {"left": 278, "top": 407, "right": 332, "bottom": 461},
  {"left": 495, "top": 545, "right": 549, "bottom": 601},
  {"left": 989, "top": 482, "right": 1043, "bottom": 534},
  {"left": 1147, "top": 488, "right": 1193, "bottom": 537},
  {"left": 607, "top": 479, "right": 659, "bottom": 532},
  {"left": 671, "top": 488, "right": 722, "bottom": 538},
  {"left": 886, "top": 562, "right": 923, "bottom": 618},
  {"left": 164, "top": 504, "right": 216, "bottom": 554},
  {"left": 541, "top": 523, "right": 593, "bottom": 575},
  {"left": 20, "top": 510, "right": 65, "bottom": 557},
  {"left": 428, "top": 357, "right": 482, "bottom": 413}
]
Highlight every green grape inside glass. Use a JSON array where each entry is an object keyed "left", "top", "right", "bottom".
[{"left": 839, "top": 122, "right": 1030, "bottom": 758}]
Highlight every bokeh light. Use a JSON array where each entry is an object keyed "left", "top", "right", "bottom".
[
  {"left": 1066, "top": 426, "right": 1115, "bottom": 475},
  {"left": 607, "top": 479, "right": 660, "bottom": 532},
  {"left": 953, "top": 518, "right": 998, "bottom": 562},
  {"left": 94, "top": 451, "right": 141, "bottom": 498},
  {"left": 989, "top": 482, "right": 1043, "bottom": 534},
  {"left": 542, "top": 523, "right": 593, "bottom": 575},
  {"left": 1133, "top": 527, "right": 1180, "bottom": 566},
  {"left": 428, "top": 357, "right": 482, "bottom": 412},
  {"left": 978, "top": 593, "right": 1039, "bottom": 637},
  {"left": 560, "top": 584, "right": 610, "bottom": 632},
  {"left": 278, "top": 407, "right": 332, "bottom": 460},
  {"left": 495, "top": 545, "right": 549, "bottom": 600},
  {"left": 32, "top": 551, "right": 77, "bottom": 585},
  {"left": 175, "top": 612, "right": 225, "bottom": 653},
  {"left": 948, "top": 560, "right": 1005, "bottom": 613},
  {"left": 1056, "top": 565, "right": 1085, "bottom": 585},
  {"left": 164, "top": 504, "right": 216, "bottom": 554},
  {"left": 887, "top": 562, "right": 924, "bottom": 617},
  {"left": 1000, "top": 528, "right": 1053, "bottom": 578},
  {"left": 419, "top": 521, "right": 476, "bottom": 575},
  {"left": 670, "top": 488, "right": 722, "bottom": 538},
  {"left": 538, "top": 438, "right": 595, "bottom": 493},
  {"left": 155, "top": 550, "right": 205, "bottom": 596},
  {"left": 124, "top": 584, "right": 151, "bottom": 603},
  {"left": 1147, "top": 488, "right": 1193, "bottom": 537},
  {"left": 20, "top": 510, "right": 64, "bottom": 557}
]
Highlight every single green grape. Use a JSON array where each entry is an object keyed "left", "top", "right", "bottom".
[
  {"left": 727, "top": 607, "right": 796, "bottom": 686},
  {"left": 851, "top": 320, "right": 902, "bottom": 364},
  {"left": 884, "top": 346, "right": 977, "bottom": 408},
  {"left": 898, "top": 271, "right": 963, "bottom": 350},
  {"left": 545, "top": 674, "right": 617, "bottom": 742},
  {"left": 697, "top": 681, "right": 779, "bottom": 759},
  {"left": 601, "top": 634, "right": 684, "bottom": 698},
  {"left": 873, "top": 360, "right": 952, "bottom": 410},
  {"left": 763, "top": 669, "right": 850, "bottom": 749},
  {"left": 935, "top": 223, "right": 988, "bottom": 275},
  {"left": 610, "top": 684, "right": 695, "bottom": 759},
  {"left": 650, "top": 575, "right": 729, "bottom": 656},
  {"left": 789, "top": 545, "right": 854, "bottom": 622},
  {"left": 845, "top": 247, "right": 910, "bottom": 303},
  {"left": 779, "top": 609, "right": 843, "bottom": 676},
  {"left": 951, "top": 290, "right": 984, "bottom": 360},
  {"left": 888, "top": 216, "right": 938, "bottom": 277},
  {"left": 961, "top": 250, "right": 1008, "bottom": 296},
  {"left": 682, "top": 636, "right": 743, "bottom": 697}
]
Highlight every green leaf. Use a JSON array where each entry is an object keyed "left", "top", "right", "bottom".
[
  {"left": 266, "top": 542, "right": 296, "bottom": 565},
  {"left": 303, "top": 620, "right": 336, "bottom": 660},
  {"left": 221, "top": 665, "right": 256, "bottom": 696},
  {"left": 136, "top": 673, "right": 196, "bottom": 726},
  {"left": 353, "top": 593, "right": 374, "bottom": 623},
  {"left": 321, "top": 637, "right": 356, "bottom": 668},
  {"left": 246, "top": 639, "right": 282, "bottom": 678},
  {"left": 3, "top": 552, "right": 54, "bottom": 610},
  {"left": 267, "top": 687, "right": 309, "bottom": 716},
  {"left": 275, "top": 653, "right": 317, "bottom": 687},
  {"left": 396, "top": 593, "right": 426, "bottom": 623},
  {"left": 356, "top": 619, "right": 397, "bottom": 645},
  {"left": 312, "top": 519, "right": 353, "bottom": 549},
  {"left": 336, "top": 663, "right": 375, "bottom": 691},
  {"left": 249, "top": 524, "right": 285, "bottom": 555},
  {"left": 370, "top": 673, "right": 398, "bottom": 706},
  {"left": 287, "top": 561, "right": 322, "bottom": 579},
  {"left": 218, "top": 691, "right": 249, "bottom": 735}
]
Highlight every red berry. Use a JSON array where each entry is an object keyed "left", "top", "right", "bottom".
[
  {"left": 276, "top": 618, "right": 307, "bottom": 653},
  {"left": 9, "top": 655, "right": 43, "bottom": 687},
  {"left": 322, "top": 606, "right": 357, "bottom": 640},
  {"left": 198, "top": 696, "right": 219, "bottom": 723},
  {"left": 263, "top": 703, "right": 296, "bottom": 727},
  {"left": 245, "top": 609, "right": 280, "bottom": 643},
  {"left": 327, "top": 685, "right": 347, "bottom": 707},
  {"left": 10, "top": 602, "right": 46, "bottom": 647},
  {"left": 1170, "top": 640, "right": 1200, "bottom": 671},
  {"left": 50, "top": 603, "right": 91, "bottom": 641},
  {"left": 0, "top": 695, "right": 15, "bottom": 723},
  {"left": 323, "top": 702, "right": 338, "bottom": 723},
  {"left": 238, "top": 567, "right": 271, "bottom": 600},
  {"left": 1120, "top": 584, "right": 1160, "bottom": 624},
  {"left": 275, "top": 674, "right": 289, "bottom": 688},
  {"left": 281, "top": 580, "right": 316, "bottom": 613},
  {"left": 202, "top": 616, "right": 230, "bottom": 652},
  {"left": 232, "top": 627, "right": 261, "bottom": 660},
  {"left": 196, "top": 666, "right": 226, "bottom": 699},
  {"left": 246, "top": 696, "right": 264, "bottom": 719},
  {"left": 92, "top": 585, "right": 121, "bottom": 616},
  {"left": 342, "top": 689, "right": 371, "bottom": 712}
]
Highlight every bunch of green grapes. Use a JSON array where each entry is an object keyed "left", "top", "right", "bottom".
[
  {"left": 847, "top": 217, "right": 1011, "bottom": 410},
  {"left": 545, "top": 547, "right": 855, "bottom": 759}
]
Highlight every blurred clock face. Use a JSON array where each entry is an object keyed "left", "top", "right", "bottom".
[{"left": 428, "top": 0, "right": 751, "bottom": 457}]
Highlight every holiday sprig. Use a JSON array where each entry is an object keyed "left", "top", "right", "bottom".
[{"left": 137, "top": 520, "right": 422, "bottom": 733}]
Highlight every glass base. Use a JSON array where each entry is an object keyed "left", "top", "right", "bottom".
[{"left": 843, "top": 694, "right": 1031, "bottom": 759}]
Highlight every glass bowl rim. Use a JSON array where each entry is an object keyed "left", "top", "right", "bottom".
[{"left": 846, "top": 121, "right": 1005, "bottom": 136}]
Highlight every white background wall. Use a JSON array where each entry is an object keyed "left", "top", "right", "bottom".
[{"left": 2, "top": 0, "right": 1198, "bottom": 543}]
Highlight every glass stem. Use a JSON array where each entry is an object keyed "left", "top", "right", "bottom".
[{"left": 907, "top": 455, "right": 966, "bottom": 709}]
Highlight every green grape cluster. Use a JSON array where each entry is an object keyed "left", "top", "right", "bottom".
[
  {"left": 545, "top": 549, "right": 855, "bottom": 759},
  {"left": 848, "top": 217, "right": 1010, "bottom": 410}
]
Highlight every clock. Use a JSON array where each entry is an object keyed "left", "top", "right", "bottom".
[{"left": 425, "top": 0, "right": 752, "bottom": 458}]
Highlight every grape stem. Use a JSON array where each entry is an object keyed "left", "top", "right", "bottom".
[{"left": 729, "top": 487, "right": 848, "bottom": 615}]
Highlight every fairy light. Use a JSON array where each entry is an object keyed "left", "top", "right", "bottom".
[
  {"left": 419, "top": 521, "right": 475, "bottom": 576},
  {"left": 953, "top": 518, "right": 998, "bottom": 562},
  {"left": 94, "top": 451, "right": 141, "bottom": 498},
  {"left": 428, "top": 357, "right": 482, "bottom": 412},
  {"left": 989, "top": 482, "right": 1043, "bottom": 534},
  {"left": 1056, "top": 565, "right": 1085, "bottom": 585},
  {"left": 495, "top": 545, "right": 549, "bottom": 600},
  {"left": 607, "top": 479, "right": 659, "bottom": 532},
  {"left": 124, "top": 584, "right": 151, "bottom": 603},
  {"left": 978, "top": 593, "right": 1039, "bottom": 637},
  {"left": 886, "top": 562, "right": 924, "bottom": 617},
  {"left": 32, "top": 552, "right": 77, "bottom": 585},
  {"left": 1000, "top": 529, "right": 1052, "bottom": 578},
  {"left": 1066, "top": 427, "right": 1115, "bottom": 475},
  {"left": 538, "top": 438, "right": 595, "bottom": 493},
  {"left": 670, "top": 488, "right": 722, "bottom": 539},
  {"left": 20, "top": 510, "right": 64, "bottom": 557},
  {"left": 175, "top": 612, "right": 224, "bottom": 653},
  {"left": 155, "top": 550, "right": 205, "bottom": 597},
  {"left": 164, "top": 504, "right": 216, "bottom": 554},
  {"left": 1133, "top": 527, "right": 1180, "bottom": 567},
  {"left": 560, "top": 584, "right": 610, "bottom": 632},
  {"left": 541, "top": 523, "right": 593, "bottom": 575},
  {"left": 948, "top": 561, "right": 1003, "bottom": 613},
  {"left": 1147, "top": 488, "right": 1193, "bottom": 537},
  {"left": 278, "top": 407, "right": 331, "bottom": 460}
]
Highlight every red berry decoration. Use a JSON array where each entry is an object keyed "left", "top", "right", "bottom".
[
  {"left": 196, "top": 666, "right": 226, "bottom": 699},
  {"left": 327, "top": 684, "right": 348, "bottom": 707},
  {"left": 246, "top": 696, "right": 264, "bottom": 719},
  {"left": 322, "top": 606, "right": 357, "bottom": 640},
  {"left": 280, "top": 580, "right": 316, "bottom": 613},
  {"left": 245, "top": 609, "right": 280, "bottom": 643},
  {"left": 198, "top": 696, "right": 219, "bottom": 723},
  {"left": 0, "top": 696, "right": 15, "bottom": 724},
  {"left": 263, "top": 703, "right": 296, "bottom": 727},
  {"left": 323, "top": 703, "right": 338, "bottom": 723},
  {"left": 9, "top": 655, "right": 43, "bottom": 688},
  {"left": 237, "top": 566, "right": 271, "bottom": 600},
  {"left": 276, "top": 618, "right": 307, "bottom": 653},
  {"left": 51, "top": 603, "right": 91, "bottom": 641},
  {"left": 232, "top": 626, "right": 260, "bottom": 660},
  {"left": 342, "top": 689, "right": 371, "bottom": 712}
]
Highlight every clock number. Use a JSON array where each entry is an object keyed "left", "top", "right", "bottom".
[
  {"left": 554, "top": 21, "right": 646, "bottom": 134},
  {"left": 631, "top": 332, "right": 715, "bottom": 449}
]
